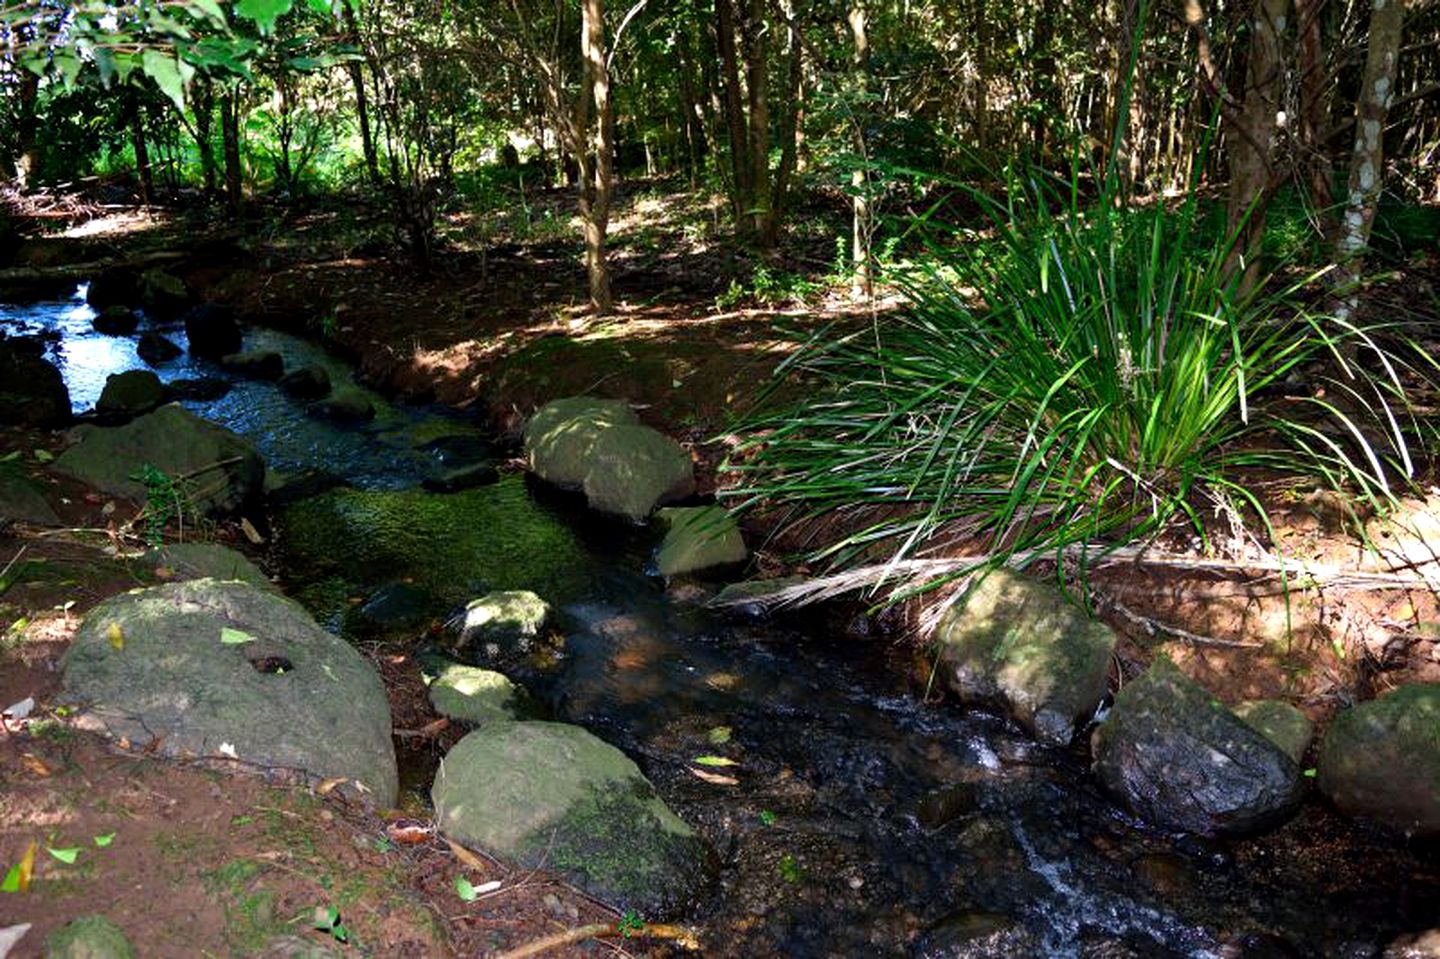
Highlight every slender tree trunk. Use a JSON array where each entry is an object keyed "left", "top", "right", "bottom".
[
  {"left": 1224, "top": 0, "right": 1292, "bottom": 295},
  {"left": 769, "top": 0, "right": 802, "bottom": 243},
  {"left": 1294, "top": 0, "right": 1335, "bottom": 219},
  {"left": 741, "top": 0, "right": 773, "bottom": 245},
  {"left": 715, "top": 0, "right": 752, "bottom": 226},
  {"left": 1332, "top": 0, "right": 1405, "bottom": 321},
  {"left": 221, "top": 88, "right": 244, "bottom": 215},
  {"left": 578, "top": 0, "right": 614, "bottom": 312},
  {"left": 344, "top": 4, "right": 381, "bottom": 187},
  {"left": 129, "top": 96, "right": 155, "bottom": 206},
  {"left": 193, "top": 80, "right": 218, "bottom": 194},
  {"left": 849, "top": 1, "right": 872, "bottom": 298},
  {"left": 10, "top": 72, "right": 40, "bottom": 187}
]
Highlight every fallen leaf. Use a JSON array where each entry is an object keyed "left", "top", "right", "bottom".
[
  {"left": 455, "top": 875, "right": 478, "bottom": 901},
  {"left": 445, "top": 837, "right": 486, "bottom": 870},
  {"left": 2, "top": 698, "right": 33, "bottom": 722},
  {"left": 1, "top": 842, "right": 37, "bottom": 893},
  {"left": 153, "top": 565, "right": 175, "bottom": 580},
  {"left": 239, "top": 517, "right": 266, "bottom": 544},
  {"left": 693, "top": 755, "right": 738, "bottom": 767},
  {"left": 218, "top": 742, "right": 238, "bottom": 758},
  {"left": 688, "top": 767, "right": 739, "bottom": 786},
  {"left": 107, "top": 622, "right": 124, "bottom": 651},
  {"left": 46, "top": 847, "right": 80, "bottom": 865},
  {"left": 0, "top": 922, "right": 32, "bottom": 956},
  {"left": 93, "top": 833, "right": 115, "bottom": 848},
  {"left": 707, "top": 726, "right": 733, "bottom": 745},
  {"left": 386, "top": 821, "right": 433, "bottom": 845},
  {"left": 219, "top": 627, "right": 255, "bottom": 645},
  {"left": 315, "top": 777, "right": 349, "bottom": 796},
  {"left": 32, "top": 449, "right": 53, "bottom": 463},
  {"left": 18, "top": 754, "right": 51, "bottom": 779}
]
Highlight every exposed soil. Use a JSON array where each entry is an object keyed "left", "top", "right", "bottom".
[{"left": 3, "top": 185, "right": 1439, "bottom": 956}]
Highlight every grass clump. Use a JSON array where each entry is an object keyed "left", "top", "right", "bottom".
[{"left": 722, "top": 159, "right": 1429, "bottom": 602}]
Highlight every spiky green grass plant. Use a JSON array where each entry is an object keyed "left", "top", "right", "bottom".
[{"left": 721, "top": 164, "right": 1427, "bottom": 601}]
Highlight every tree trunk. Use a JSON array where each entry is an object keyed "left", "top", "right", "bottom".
[
  {"left": 1332, "top": 0, "right": 1405, "bottom": 321},
  {"left": 741, "top": 0, "right": 773, "bottom": 245},
  {"left": 1224, "top": 0, "right": 1292, "bottom": 296},
  {"left": 10, "top": 72, "right": 40, "bottom": 187},
  {"left": 578, "top": 0, "right": 614, "bottom": 312},
  {"left": 193, "top": 80, "right": 217, "bottom": 194},
  {"left": 344, "top": 3, "right": 381, "bottom": 187},
  {"left": 715, "top": 0, "right": 752, "bottom": 226},
  {"left": 1294, "top": 0, "right": 1334, "bottom": 220},
  {"left": 849, "top": 1, "right": 872, "bottom": 298},
  {"left": 221, "top": 89, "right": 244, "bottom": 215},
  {"left": 129, "top": 96, "right": 155, "bottom": 206}
]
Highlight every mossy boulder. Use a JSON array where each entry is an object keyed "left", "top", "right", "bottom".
[
  {"left": 138, "top": 267, "right": 192, "bottom": 319},
  {"left": 143, "top": 542, "right": 273, "bottom": 591},
  {"left": 1092, "top": 658, "right": 1303, "bottom": 836},
  {"left": 453, "top": 589, "right": 552, "bottom": 659},
  {"left": 62, "top": 579, "right": 397, "bottom": 805},
  {"left": 95, "top": 369, "right": 164, "bottom": 419},
  {"left": 433, "top": 721, "right": 711, "bottom": 915},
  {"left": 654, "top": 506, "right": 747, "bottom": 577},
  {"left": 44, "top": 914, "right": 135, "bottom": 959},
  {"left": 427, "top": 663, "right": 522, "bottom": 725},
  {"left": 0, "top": 467, "right": 60, "bottom": 526},
  {"left": 0, "top": 341, "right": 69, "bottom": 427},
  {"left": 53, "top": 404, "right": 263, "bottom": 517},
  {"left": 182, "top": 302, "right": 243, "bottom": 359},
  {"left": 278, "top": 364, "right": 331, "bottom": 400},
  {"left": 1317, "top": 684, "right": 1440, "bottom": 836},
  {"left": 524, "top": 396, "right": 638, "bottom": 488},
  {"left": 932, "top": 569, "right": 1115, "bottom": 745},
  {"left": 583, "top": 425, "right": 694, "bottom": 521},
  {"left": 1233, "top": 699, "right": 1314, "bottom": 765}
]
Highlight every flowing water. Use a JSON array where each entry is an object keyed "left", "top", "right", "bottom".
[{"left": 7, "top": 290, "right": 1438, "bottom": 958}]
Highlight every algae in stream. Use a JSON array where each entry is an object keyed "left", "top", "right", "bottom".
[{"left": 275, "top": 477, "right": 593, "bottom": 625}]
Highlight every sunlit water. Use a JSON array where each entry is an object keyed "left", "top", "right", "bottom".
[{"left": 7, "top": 289, "right": 1438, "bottom": 957}]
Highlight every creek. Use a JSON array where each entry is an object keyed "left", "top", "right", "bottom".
[{"left": 6, "top": 289, "right": 1438, "bottom": 958}]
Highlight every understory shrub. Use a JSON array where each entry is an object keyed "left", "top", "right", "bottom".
[{"left": 721, "top": 161, "right": 1430, "bottom": 603}]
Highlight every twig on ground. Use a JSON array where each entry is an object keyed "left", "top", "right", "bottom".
[{"left": 493, "top": 922, "right": 700, "bottom": 959}]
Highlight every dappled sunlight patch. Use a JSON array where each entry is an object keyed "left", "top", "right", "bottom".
[{"left": 57, "top": 212, "right": 164, "bottom": 239}]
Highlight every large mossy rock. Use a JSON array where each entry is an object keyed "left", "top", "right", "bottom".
[
  {"left": 1317, "top": 684, "right": 1440, "bottom": 837},
  {"left": 138, "top": 267, "right": 192, "bottom": 319},
  {"left": 143, "top": 542, "right": 273, "bottom": 591},
  {"left": 1233, "top": 699, "right": 1314, "bottom": 766},
  {"left": 932, "top": 569, "right": 1115, "bottom": 745},
  {"left": 1092, "top": 658, "right": 1303, "bottom": 836},
  {"left": 524, "top": 396, "right": 638, "bottom": 488},
  {"left": 0, "top": 467, "right": 60, "bottom": 526},
  {"left": 0, "top": 341, "right": 70, "bottom": 427},
  {"left": 44, "top": 914, "right": 136, "bottom": 959},
  {"left": 433, "top": 721, "right": 711, "bottom": 915},
  {"left": 95, "top": 369, "right": 164, "bottom": 419},
  {"left": 653, "top": 505, "right": 747, "bottom": 577},
  {"left": 53, "top": 404, "right": 263, "bottom": 517},
  {"left": 274, "top": 478, "right": 592, "bottom": 621},
  {"left": 583, "top": 425, "right": 694, "bottom": 521},
  {"left": 427, "top": 663, "right": 522, "bottom": 725},
  {"left": 62, "top": 579, "right": 397, "bottom": 805}
]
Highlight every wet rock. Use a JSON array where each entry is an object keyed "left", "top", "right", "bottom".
[
  {"left": 1317, "top": 684, "right": 1440, "bottom": 837},
  {"left": 136, "top": 331, "right": 182, "bottom": 364},
  {"left": 221, "top": 350, "right": 285, "bottom": 381},
  {"left": 913, "top": 911, "right": 1041, "bottom": 958},
  {"left": 183, "top": 302, "right": 242, "bottom": 359},
  {"left": 418, "top": 434, "right": 501, "bottom": 467},
  {"left": 454, "top": 589, "right": 552, "bottom": 658},
  {"left": 710, "top": 576, "right": 809, "bottom": 619},
  {"left": 421, "top": 461, "right": 500, "bottom": 493},
  {"left": 44, "top": 914, "right": 136, "bottom": 959},
  {"left": 138, "top": 268, "right": 191, "bottom": 319},
  {"left": 144, "top": 543, "right": 273, "bottom": 591},
  {"left": 308, "top": 390, "right": 375, "bottom": 423},
  {"left": 95, "top": 369, "right": 164, "bottom": 419},
  {"left": 278, "top": 364, "right": 331, "bottom": 400},
  {"left": 433, "top": 721, "right": 711, "bottom": 916},
  {"left": 165, "top": 376, "right": 231, "bottom": 401},
  {"left": 524, "top": 396, "right": 639, "bottom": 488},
  {"left": 915, "top": 782, "right": 982, "bottom": 830},
  {"left": 654, "top": 505, "right": 747, "bottom": 576},
  {"left": 1384, "top": 929, "right": 1440, "bottom": 958},
  {"left": 0, "top": 468, "right": 60, "bottom": 526},
  {"left": 54, "top": 404, "right": 264, "bottom": 517},
  {"left": 63, "top": 579, "right": 397, "bottom": 805},
  {"left": 1092, "top": 657, "right": 1303, "bottom": 836},
  {"left": 86, "top": 270, "right": 138, "bottom": 311},
  {"left": 584, "top": 425, "right": 694, "bottom": 521},
  {"left": 932, "top": 569, "right": 1115, "bottom": 745},
  {"left": 92, "top": 305, "right": 139, "bottom": 335},
  {"left": 0, "top": 341, "right": 70, "bottom": 427},
  {"left": 1233, "top": 700, "right": 1314, "bottom": 765},
  {"left": 351, "top": 581, "right": 434, "bottom": 634},
  {"left": 263, "top": 468, "right": 348, "bottom": 506},
  {"left": 427, "top": 662, "right": 522, "bottom": 725}
]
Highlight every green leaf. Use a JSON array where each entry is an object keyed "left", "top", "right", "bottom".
[
  {"left": 693, "top": 755, "right": 738, "bottom": 767},
  {"left": 220, "top": 627, "right": 256, "bottom": 645},
  {"left": 184, "top": 0, "right": 228, "bottom": 26},
  {"left": 52, "top": 52, "right": 84, "bottom": 90},
  {"left": 455, "top": 875, "right": 477, "bottom": 902},
  {"left": 706, "top": 726, "right": 732, "bottom": 745},
  {"left": 1, "top": 863, "right": 21, "bottom": 892},
  {"left": 47, "top": 847, "right": 81, "bottom": 864},
  {"left": 306, "top": 0, "right": 339, "bottom": 13},
  {"left": 33, "top": 449, "right": 53, "bottom": 463},
  {"left": 141, "top": 51, "right": 186, "bottom": 109},
  {"left": 235, "top": 0, "right": 294, "bottom": 34},
  {"left": 0, "top": 450, "right": 18, "bottom": 462},
  {"left": 93, "top": 833, "right": 116, "bottom": 847},
  {"left": 758, "top": 809, "right": 777, "bottom": 826},
  {"left": 1303, "top": 768, "right": 1318, "bottom": 778}
]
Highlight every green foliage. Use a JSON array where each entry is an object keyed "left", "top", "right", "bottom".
[
  {"left": 723, "top": 158, "right": 1428, "bottom": 600},
  {"left": 133, "top": 464, "right": 185, "bottom": 547}
]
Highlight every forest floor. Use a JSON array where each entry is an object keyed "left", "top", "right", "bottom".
[{"left": 3, "top": 180, "right": 1440, "bottom": 957}]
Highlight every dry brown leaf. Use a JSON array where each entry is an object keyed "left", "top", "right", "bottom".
[
  {"left": 688, "top": 767, "right": 739, "bottom": 786},
  {"left": 386, "top": 821, "right": 434, "bottom": 846},
  {"left": 19, "top": 754, "right": 52, "bottom": 779},
  {"left": 445, "top": 837, "right": 487, "bottom": 870},
  {"left": 239, "top": 517, "right": 265, "bottom": 544},
  {"left": 315, "top": 777, "right": 349, "bottom": 796}
]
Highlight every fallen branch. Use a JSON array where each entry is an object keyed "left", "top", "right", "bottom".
[{"left": 494, "top": 921, "right": 700, "bottom": 959}]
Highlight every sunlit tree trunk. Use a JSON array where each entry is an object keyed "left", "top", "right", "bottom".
[
  {"left": 1294, "top": 0, "right": 1334, "bottom": 219},
  {"left": 128, "top": 93, "right": 155, "bottom": 206},
  {"left": 577, "top": 0, "right": 614, "bottom": 312},
  {"left": 343, "top": 3, "right": 381, "bottom": 187},
  {"left": 10, "top": 71, "right": 39, "bottom": 187},
  {"left": 1224, "top": 0, "right": 1291, "bottom": 295},
  {"left": 715, "top": 0, "right": 752, "bottom": 226},
  {"left": 849, "top": 1, "right": 872, "bottom": 298},
  {"left": 1332, "top": 0, "right": 1406, "bottom": 321},
  {"left": 221, "top": 87, "right": 244, "bottom": 215},
  {"left": 192, "top": 79, "right": 217, "bottom": 195}
]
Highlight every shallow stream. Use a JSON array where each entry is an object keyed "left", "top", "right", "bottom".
[{"left": 6, "top": 290, "right": 1438, "bottom": 958}]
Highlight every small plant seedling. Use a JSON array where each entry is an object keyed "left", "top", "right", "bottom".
[
  {"left": 618, "top": 911, "right": 644, "bottom": 938},
  {"left": 313, "top": 905, "right": 348, "bottom": 944},
  {"left": 778, "top": 853, "right": 803, "bottom": 884},
  {"left": 758, "top": 809, "right": 777, "bottom": 826},
  {"left": 93, "top": 833, "right": 115, "bottom": 847}
]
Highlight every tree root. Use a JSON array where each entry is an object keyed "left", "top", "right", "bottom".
[{"left": 493, "top": 921, "right": 700, "bottom": 959}]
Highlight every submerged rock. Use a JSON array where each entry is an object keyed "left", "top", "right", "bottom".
[
  {"left": 1317, "top": 684, "right": 1440, "bottom": 837},
  {"left": 1092, "top": 657, "right": 1303, "bottom": 836},
  {"left": 432, "top": 721, "right": 711, "bottom": 915},
  {"left": 421, "top": 460, "right": 500, "bottom": 493},
  {"left": 137, "top": 331, "right": 182, "bottom": 365},
  {"left": 221, "top": 350, "right": 285, "bottom": 381},
  {"left": 54, "top": 404, "right": 263, "bottom": 517},
  {"left": 62, "top": 579, "right": 397, "bottom": 805},
  {"left": 710, "top": 576, "right": 809, "bottom": 619},
  {"left": 44, "top": 914, "right": 136, "bottom": 959},
  {"left": 453, "top": 589, "right": 552, "bottom": 659},
  {"left": 653, "top": 505, "right": 747, "bottom": 577},
  {"left": 183, "top": 302, "right": 242, "bottom": 359},
  {"left": 92, "top": 304, "right": 139, "bottom": 335},
  {"left": 166, "top": 376, "right": 231, "bottom": 401},
  {"left": 278, "top": 364, "right": 331, "bottom": 400},
  {"left": 0, "top": 341, "right": 69, "bottom": 427},
  {"left": 932, "top": 569, "right": 1115, "bottom": 745},
  {"left": 95, "top": 369, "right": 164, "bottom": 419},
  {"left": 308, "top": 390, "right": 375, "bottom": 423}
]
